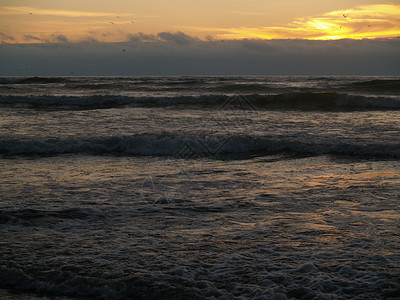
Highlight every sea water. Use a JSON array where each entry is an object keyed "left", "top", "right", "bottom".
[{"left": 0, "top": 76, "right": 399, "bottom": 299}]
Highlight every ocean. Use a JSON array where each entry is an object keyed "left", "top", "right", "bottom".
[{"left": 0, "top": 76, "right": 399, "bottom": 299}]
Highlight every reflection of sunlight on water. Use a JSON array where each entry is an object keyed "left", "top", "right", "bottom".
[
  {"left": 239, "top": 157, "right": 400, "bottom": 257},
  {"left": 1, "top": 153, "right": 399, "bottom": 298},
  {"left": 351, "top": 209, "right": 400, "bottom": 221}
]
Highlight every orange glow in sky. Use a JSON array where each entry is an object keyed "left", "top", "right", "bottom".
[
  {"left": 0, "top": 1, "right": 399, "bottom": 43},
  {"left": 214, "top": 5, "right": 400, "bottom": 40}
]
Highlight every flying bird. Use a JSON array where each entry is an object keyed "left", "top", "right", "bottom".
[
  {"left": 109, "top": 22, "right": 115, "bottom": 25},
  {"left": 131, "top": 20, "right": 135, "bottom": 23},
  {"left": 116, "top": 16, "right": 120, "bottom": 18},
  {"left": 343, "top": 14, "right": 347, "bottom": 18}
]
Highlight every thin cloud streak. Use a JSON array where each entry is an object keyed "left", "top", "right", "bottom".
[
  {"left": 0, "top": 5, "right": 159, "bottom": 44},
  {"left": 0, "top": 6, "right": 132, "bottom": 18},
  {"left": 0, "top": 32, "right": 15, "bottom": 41}
]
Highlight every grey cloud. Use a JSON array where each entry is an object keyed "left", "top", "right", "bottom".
[
  {"left": 127, "top": 32, "right": 158, "bottom": 43},
  {"left": 127, "top": 31, "right": 196, "bottom": 45},
  {"left": 0, "top": 32, "right": 15, "bottom": 41},
  {"left": 157, "top": 31, "right": 196, "bottom": 45},
  {"left": 22, "top": 34, "right": 69, "bottom": 43},
  {"left": 24, "top": 35, "right": 42, "bottom": 41},
  {"left": 51, "top": 35, "right": 69, "bottom": 43},
  {"left": 0, "top": 33, "right": 399, "bottom": 76}
]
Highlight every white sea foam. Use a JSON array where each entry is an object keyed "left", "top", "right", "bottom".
[{"left": 1, "top": 76, "right": 399, "bottom": 299}]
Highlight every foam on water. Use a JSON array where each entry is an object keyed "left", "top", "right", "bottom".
[
  {"left": 0, "top": 156, "right": 399, "bottom": 299},
  {"left": 1, "top": 76, "right": 399, "bottom": 299}
]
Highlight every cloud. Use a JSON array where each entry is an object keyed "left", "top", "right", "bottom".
[
  {"left": 127, "top": 32, "right": 196, "bottom": 45},
  {"left": 0, "top": 32, "right": 15, "bottom": 41},
  {"left": 0, "top": 5, "right": 138, "bottom": 44},
  {"left": 0, "top": 34, "right": 399, "bottom": 76},
  {"left": 157, "top": 32, "right": 197, "bottom": 45},
  {"left": 127, "top": 33, "right": 158, "bottom": 43},
  {"left": 22, "top": 34, "right": 69, "bottom": 43},
  {"left": 24, "top": 35, "right": 41, "bottom": 42},
  {"left": 52, "top": 35, "right": 69, "bottom": 43}
]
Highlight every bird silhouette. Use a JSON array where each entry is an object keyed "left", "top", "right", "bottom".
[
  {"left": 343, "top": 14, "right": 347, "bottom": 18},
  {"left": 109, "top": 22, "right": 115, "bottom": 25}
]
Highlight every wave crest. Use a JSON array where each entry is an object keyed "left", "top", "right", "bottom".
[
  {"left": 1, "top": 93, "right": 399, "bottom": 111},
  {"left": 1, "top": 134, "right": 398, "bottom": 158}
]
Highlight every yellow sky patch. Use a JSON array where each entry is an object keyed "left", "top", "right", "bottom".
[
  {"left": 0, "top": 3, "right": 399, "bottom": 43},
  {"left": 215, "top": 4, "right": 400, "bottom": 40}
]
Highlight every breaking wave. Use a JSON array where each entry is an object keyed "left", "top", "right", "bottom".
[
  {"left": 346, "top": 79, "right": 400, "bottom": 93},
  {"left": 1, "top": 133, "right": 399, "bottom": 158},
  {"left": 6, "top": 77, "right": 69, "bottom": 84},
  {"left": 1, "top": 92, "right": 399, "bottom": 111}
]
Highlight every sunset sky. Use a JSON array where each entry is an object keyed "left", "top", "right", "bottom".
[
  {"left": 1, "top": 1, "right": 399, "bottom": 75},
  {"left": 1, "top": 0, "right": 400, "bottom": 43}
]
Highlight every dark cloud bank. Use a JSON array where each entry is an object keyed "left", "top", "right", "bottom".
[{"left": 1, "top": 32, "right": 399, "bottom": 76}]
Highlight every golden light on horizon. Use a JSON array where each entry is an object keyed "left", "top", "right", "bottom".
[
  {"left": 215, "top": 5, "right": 400, "bottom": 40},
  {"left": 0, "top": 3, "right": 399, "bottom": 43}
]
